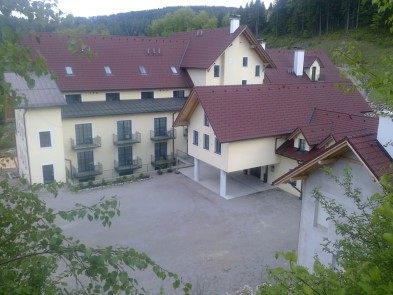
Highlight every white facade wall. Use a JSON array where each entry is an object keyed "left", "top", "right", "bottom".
[
  {"left": 304, "top": 60, "right": 321, "bottom": 81},
  {"left": 297, "top": 151, "right": 381, "bottom": 270},
  {"left": 18, "top": 107, "right": 66, "bottom": 183},
  {"left": 268, "top": 155, "right": 301, "bottom": 196}
]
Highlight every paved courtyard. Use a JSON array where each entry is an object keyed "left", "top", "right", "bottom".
[{"left": 41, "top": 172, "right": 301, "bottom": 294}]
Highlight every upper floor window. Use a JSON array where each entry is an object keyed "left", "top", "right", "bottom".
[
  {"left": 139, "top": 66, "right": 147, "bottom": 75},
  {"left": 204, "top": 113, "right": 210, "bottom": 127},
  {"left": 65, "top": 66, "right": 73, "bottom": 75},
  {"left": 104, "top": 66, "right": 112, "bottom": 75},
  {"left": 141, "top": 91, "right": 154, "bottom": 99},
  {"left": 242, "top": 80, "right": 247, "bottom": 85},
  {"left": 117, "top": 120, "right": 132, "bottom": 140},
  {"left": 173, "top": 90, "right": 185, "bottom": 98},
  {"left": 203, "top": 134, "right": 209, "bottom": 150},
  {"left": 75, "top": 123, "right": 93, "bottom": 145},
  {"left": 299, "top": 138, "right": 306, "bottom": 152},
  {"left": 193, "top": 130, "right": 199, "bottom": 146},
  {"left": 65, "top": 94, "right": 82, "bottom": 104},
  {"left": 214, "top": 137, "right": 221, "bottom": 155},
  {"left": 214, "top": 65, "right": 220, "bottom": 78},
  {"left": 39, "top": 131, "right": 51, "bottom": 148},
  {"left": 242, "top": 57, "right": 248, "bottom": 67},
  {"left": 154, "top": 117, "right": 167, "bottom": 136},
  {"left": 106, "top": 92, "right": 120, "bottom": 102},
  {"left": 255, "top": 65, "right": 261, "bottom": 77}
]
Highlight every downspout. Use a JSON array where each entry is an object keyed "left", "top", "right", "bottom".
[
  {"left": 172, "top": 112, "right": 175, "bottom": 165},
  {"left": 22, "top": 109, "right": 32, "bottom": 184},
  {"left": 65, "top": 158, "right": 73, "bottom": 182}
]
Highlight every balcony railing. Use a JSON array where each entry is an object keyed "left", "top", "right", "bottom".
[
  {"left": 151, "top": 153, "right": 176, "bottom": 167},
  {"left": 71, "top": 136, "right": 101, "bottom": 150},
  {"left": 114, "top": 157, "right": 142, "bottom": 172},
  {"left": 150, "top": 129, "right": 176, "bottom": 141},
  {"left": 113, "top": 132, "right": 141, "bottom": 145},
  {"left": 70, "top": 163, "right": 103, "bottom": 179}
]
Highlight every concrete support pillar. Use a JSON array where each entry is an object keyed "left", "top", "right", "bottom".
[
  {"left": 194, "top": 158, "right": 200, "bottom": 182},
  {"left": 220, "top": 170, "right": 227, "bottom": 197}
]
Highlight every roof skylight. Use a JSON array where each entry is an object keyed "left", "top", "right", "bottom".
[
  {"left": 104, "top": 66, "right": 112, "bottom": 75},
  {"left": 65, "top": 66, "right": 73, "bottom": 75},
  {"left": 139, "top": 66, "right": 147, "bottom": 75},
  {"left": 171, "top": 66, "right": 178, "bottom": 74}
]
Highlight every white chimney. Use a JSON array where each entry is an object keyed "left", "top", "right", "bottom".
[
  {"left": 293, "top": 48, "right": 305, "bottom": 76},
  {"left": 260, "top": 40, "right": 266, "bottom": 50},
  {"left": 377, "top": 116, "right": 393, "bottom": 159},
  {"left": 230, "top": 16, "right": 240, "bottom": 34}
]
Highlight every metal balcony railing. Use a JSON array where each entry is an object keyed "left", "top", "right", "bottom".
[
  {"left": 150, "top": 129, "right": 176, "bottom": 141},
  {"left": 113, "top": 132, "right": 141, "bottom": 145},
  {"left": 71, "top": 163, "right": 103, "bottom": 179},
  {"left": 71, "top": 136, "right": 101, "bottom": 150},
  {"left": 151, "top": 153, "right": 176, "bottom": 167},
  {"left": 114, "top": 157, "right": 142, "bottom": 172}
]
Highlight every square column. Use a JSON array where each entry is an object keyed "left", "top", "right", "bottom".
[
  {"left": 220, "top": 170, "right": 227, "bottom": 197},
  {"left": 194, "top": 158, "right": 200, "bottom": 182}
]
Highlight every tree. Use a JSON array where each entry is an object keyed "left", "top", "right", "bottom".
[
  {"left": 256, "top": 171, "right": 393, "bottom": 295},
  {"left": 0, "top": 1, "right": 190, "bottom": 294}
]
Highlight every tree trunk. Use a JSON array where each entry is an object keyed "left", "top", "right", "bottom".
[
  {"left": 356, "top": 0, "right": 360, "bottom": 29},
  {"left": 346, "top": 0, "right": 350, "bottom": 33}
]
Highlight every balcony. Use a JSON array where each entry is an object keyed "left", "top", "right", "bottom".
[
  {"left": 113, "top": 132, "right": 141, "bottom": 145},
  {"left": 114, "top": 157, "right": 142, "bottom": 172},
  {"left": 150, "top": 129, "right": 176, "bottom": 141},
  {"left": 70, "top": 163, "right": 103, "bottom": 179},
  {"left": 71, "top": 136, "right": 101, "bottom": 150},
  {"left": 151, "top": 153, "right": 176, "bottom": 168}
]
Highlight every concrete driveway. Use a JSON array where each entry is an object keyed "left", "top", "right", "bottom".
[{"left": 42, "top": 172, "right": 301, "bottom": 295}]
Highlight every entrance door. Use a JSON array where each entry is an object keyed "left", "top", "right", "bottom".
[{"left": 42, "top": 164, "right": 54, "bottom": 184}]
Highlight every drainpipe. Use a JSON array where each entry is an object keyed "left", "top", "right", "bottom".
[
  {"left": 22, "top": 109, "right": 32, "bottom": 184},
  {"left": 172, "top": 112, "right": 175, "bottom": 165},
  {"left": 65, "top": 158, "right": 73, "bottom": 181}
]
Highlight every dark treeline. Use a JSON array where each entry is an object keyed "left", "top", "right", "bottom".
[{"left": 240, "top": 0, "right": 392, "bottom": 38}]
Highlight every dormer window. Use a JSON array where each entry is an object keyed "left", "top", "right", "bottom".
[
  {"left": 139, "top": 66, "right": 147, "bottom": 75},
  {"left": 65, "top": 66, "right": 73, "bottom": 75},
  {"left": 170, "top": 66, "right": 178, "bottom": 74},
  {"left": 299, "top": 139, "right": 306, "bottom": 152},
  {"left": 104, "top": 66, "right": 112, "bottom": 75}
]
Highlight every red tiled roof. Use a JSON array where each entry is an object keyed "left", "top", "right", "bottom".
[
  {"left": 265, "top": 49, "right": 343, "bottom": 84},
  {"left": 23, "top": 32, "right": 193, "bottom": 92},
  {"left": 276, "top": 139, "right": 324, "bottom": 162},
  {"left": 190, "top": 83, "right": 372, "bottom": 143},
  {"left": 171, "top": 26, "right": 275, "bottom": 69}
]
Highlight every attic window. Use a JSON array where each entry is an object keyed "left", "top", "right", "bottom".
[
  {"left": 299, "top": 139, "right": 306, "bottom": 152},
  {"left": 170, "top": 66, "right": 178, "bottom": 74},
  {"left": 65, "top": 66, "right": 73, "bottom": 75},
  {"left": 104, "top": 66, "right": 112, "bottom": 75},
  {"left": 139, "top": 66, "right": 147, "bottom": 75}
]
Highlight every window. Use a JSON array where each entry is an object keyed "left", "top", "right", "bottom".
[
  {"left": 193, "top": 130, "right": 199, "bottom": 146},
  {"left": 139, "top": 66, "right": 147, "bottom": 75},
  {"left": 242, "top": 57, "right": 248, "bottom": 67},
  {"left": 141, "top": 91, "right": 154, "bottom": 99},
  {"left": 154, "top": 117, "right": 167, "bottom": 137},
  {"left": 214, "top": 65, "right": 220, "bottom": 77},
  {"left": 117, "top": 120, "right": 132, "bottom": 140},
  {"left": 204, "top": 113, "right": 210, "bottom": 127},
  {"left": 65, "top": 94, "right": 81, "bottom": 104},
  {"left": 242, "top": 80, "right": 247, "bottom": 85},
  {"left": 104, "top": 66, "right": 112, "bottom": 75},
  {"left": 118, "top": 146, "right": 133, "bottom": 166},
  {"left": 42, "top": 164, "right": 54, "bottom": 184},
  {"left": 314, "top": 199, "right": 329, "bottom": 228},
  {"left": 65, "top": 66, "right": 73, "bottom": 75},
  {"left": 154, "top": 142, "right": 167, "bottom": 161},
  {"left": 299, "top": 138, "right": 306, "bottom": 151},
  {"left": 106, "top": 92, "right": 120, "bottom": 101},
  {"left": 75, "top": 123, "right": 93, "bottom": 145},
  {"left": 203, "top": 134, "right": 209, "bottom": 150},
  {"left": 173, "top": 90, "right": 185, "bottom": 98},
  {"left": 170, "top": 66, "right": 178, "bottom": 74},
  {"left": 214, "top": 137, "right": 221, "bottom": 155},
  {"left": 312, "top": 66, "right": 317, "bottom": 81},
  {"left": 39, "top": 131, "right": 51, "bottom": 148},
  {"left": 255, "top": 65, "right": 261, "bottom": 77},
  {"left": 77, "top": 150, "right": 94, "bottom": 172}
]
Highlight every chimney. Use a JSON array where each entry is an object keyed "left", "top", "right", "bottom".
[
  {"left": 293, "top": 48, "right": 305, "bottom": 76},
  {"left": 230, "top": 15, "right": 240, "bottom": 34},
  {"left": 377, "top": 116, "right": 393, "bottom": 159},
  {"left": 260, "top": 40, "right": 266, "bottom": 50}
]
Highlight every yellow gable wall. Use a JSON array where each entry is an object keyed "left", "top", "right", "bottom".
[
  {"left": 24, "top": 107, "right": 66, "bottom": 183},
  {"left": 66, "top": 89, "right": 191, "bottom": 102},
  {"left": 304, "top": 60, "right": 321, "bottom": 81},
  {"left": 62, "top": 112, "right": 186, "bottom": 174}
]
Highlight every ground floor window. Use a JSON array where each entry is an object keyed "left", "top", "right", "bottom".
[
  {"left": 155, "top": 142, "right": 167, "bottom": 160},
  {"left": 42, "top": 164, "right": 54, "bottom": 184},
  {"left": 118, "top": 146, "right": 133, "bottom": 166},
  {"left": 77, "top": 150, "right": 94, "bottom": 172}
]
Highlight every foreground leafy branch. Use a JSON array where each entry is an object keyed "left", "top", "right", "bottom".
[{"left": 0, "top": 179, "right": 191, "bottom": 294}]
